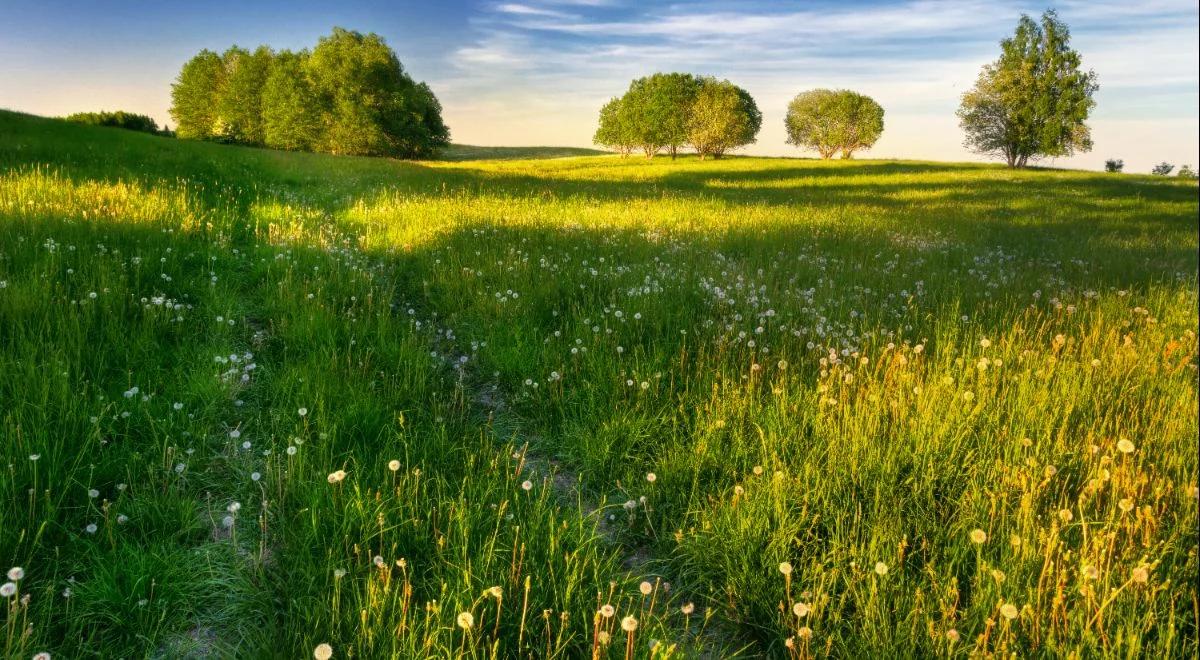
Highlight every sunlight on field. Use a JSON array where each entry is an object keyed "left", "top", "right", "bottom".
[{"left": 1, "top": 111, "right": 1197, "bottom": 658}]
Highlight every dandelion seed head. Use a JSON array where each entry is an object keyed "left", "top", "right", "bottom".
[
  {"left": 621, "top": 615, "right": 638, "bottom": 632},
  {"left": 313, "top": 643, "right": 333, "bottom": 660},
  {"left": 969, "top": 529, "right": 987, "bottom": 544},
  {"left": 456, "top": 611, "right": 474, "bottom": 629}
]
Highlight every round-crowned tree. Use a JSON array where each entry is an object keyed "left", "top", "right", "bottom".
[{"left": 785, "top": 89, "right": 884, "bottom": 159}]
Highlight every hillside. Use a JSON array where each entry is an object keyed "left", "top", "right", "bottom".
[{"left": 1, "top": 110, "right": 1197, "bottom": 658}]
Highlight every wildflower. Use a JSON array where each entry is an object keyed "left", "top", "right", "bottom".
[
  {"left": 286, "top": 446, "right": 298, "bottom": 456},
  {"left": 173, "top": 402, "right": 183, "bottom": 410},
  {"left": 1132, "top": 566, "right": 1149, "bottom": 584},
  {"left": 946, "top": 629, "right": 960, "bottom": 643},
  {"left": 7, "top": 567, "right": 24, "bottom": 581},
  {"left": 457, "top": 611, "right": 474, "bottom": 629},
  {"left": 117, "top": 514, "right": 129, "bottom": 524},
  {"left": 251, "top": 472, "right": 261, "bottom": 482},
  {"left": 88, "top": 489, "right": 99, "bottom": 498},
  {"left": 999, "top": 603, "right": 1019, "bottom": 620},
  {"left": 222, "top": 516, "right": 234, "bottom": 528},
  {"left": 598, "top": 631, "right": 611, "bottom": 644},
  {"left": 680, "top": 602, "right": 694, "bottom": 615},
  {"left": 621, "top": 616, "right": 638, "bottom": 632},
  {"left": 778, "top": 562, "right": 793, "bottom": 576},
  {"left": 312, "top": 643, "right": 333, "bottom": 660},
  {"left": 229, "top": 429, "right": 240, "bottom": 439},
  {"left": 752, "top": 465, "right": 763, "bottom": 475},
  {"left": 521, "top": 480, "right": 533, "bottom": 491},
  {"left": 387, "top": 459, "right": 401, "bottom": 471},
  {"left": 0, "top": 583, "right": 15, "bottom": 597},
  {"left": 228, "top": 501, "right": 241, "bottom": 513},
  {"left": 85, "top": 523, "right": 98, "bottom": 534},
  {"left": 639, "top": 581, "right": 653, "bottom": 595},
  {"left": 333, "top": 569, "right": 346, "bottom": 579},
  {"left": 645, "top": 472, "right": 656, "bottom": 483},
  {"left": 1119, "top": 498, "right": 1134, "bottom": 512},
  {"left": 793, "top": 602, "right": 810, "bottom": 617},
  {"left": 980, "top": 337, "right": 991, "bottom": 348},
  {"left": 29, "top": 454, "right": 40, "bottom": 461},
  {"left": 327, "top": 470, "right": 346, "bottom": 484},
  {"left": 1117, "top": 438, "right": 1135, "bottom": 454},
  {"left": 969, "top": 529, "right": 987, "bottom": 544},
  {"left": 798, "top": 626, "right": 812, "bottom": 639},
  {"left": 599, "top": 604, "right": 615, "bottom": 618},
  {"left": 298, "top": 408, "right": 308, "bottom": 417},
  {"left": 33, "top": 653, "right": 52, "bottom": 660},
  {"left": 785, "top": 637, "right": 795, "bottom": 649},
  {"left": 488, "top": 586, "right": 503, "bottom": 599},
  {"left": 874, "top": 562, "right": 888, "bottom": 576},
  {"left": 1058, "top": 509, "right": 1073, "bottom": 523}
]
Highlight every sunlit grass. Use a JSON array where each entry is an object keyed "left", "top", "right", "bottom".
[{"left": 1, "top": 109, "right": 1196, "bottom": 658}]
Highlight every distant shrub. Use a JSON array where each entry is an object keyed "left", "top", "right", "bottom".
[
  {"left": 1104, "top": 159, "right": 1123, "bottom": 173},
  {"left": 1177, "top": 165, "right": 1197, "bottom": 180},
  {"left": 65, "top": 111, "right": 170, "bottom": 136},
  {"left": 1151, "top": 162, "right": 1174, "bottom": 176}
]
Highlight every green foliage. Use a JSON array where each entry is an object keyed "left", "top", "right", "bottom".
[
  {"left": 308, "top": 28, "right": 450, "bottom": 158},
  {"left": 262, "top": 50, "right": 321, "bottom": 151},
  {"left": 785, "top": 89, "right": 884, "bottom": 159},
  {"left": 595, "top": 73, "right": 760, "bottom": 160},
  {"left": 593, "top": 96, "right": 636, "bottom": 157},
  {"left": 1152, "top": 162, "right": 1175, "bottom": 176},
  {"left": 623, "top": 73, "right": 701, "bottom": 158},
  {"left": 1176, "top": 165, "right": 1196, "bottom": 179},
  {"left": 1104, "top": 158, "right": 1124, "bottom": 173},
  {"left": 170, "top": 28, "right": 449, "bottom": 158},
  {"left": 170, "top": 49, "right": 226, "bottom": 140},
  {"left": 958, "top": 10, "right": 1098, "bottom": 168},
  {"left": 687, "top": 77, "right": 762, "bottom": 159},
  {"left": 218, "top": 45, "right": 274, "bottom": 145},
  {"left": 65, "top": 110, "right": 167, "bottom": 136}
]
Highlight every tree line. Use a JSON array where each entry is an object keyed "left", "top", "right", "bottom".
[
  {"left": 170, "top": 28, "right": 449, "bottom": 158},
  {"left": 66, "top": 111, "right": 173, "bottom": 136}
]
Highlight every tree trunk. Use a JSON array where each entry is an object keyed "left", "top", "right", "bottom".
[{"left": 670, "top": 146, "right": 677, "bottom": 160}]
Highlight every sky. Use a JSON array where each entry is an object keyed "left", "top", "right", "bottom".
[{"left": 0, "top": 0, "right": 1196, "bottom": 172}]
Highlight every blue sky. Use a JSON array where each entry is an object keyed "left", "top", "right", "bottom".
[{"left": 1, "top": 0, "right": 1196, "bottom": 171}]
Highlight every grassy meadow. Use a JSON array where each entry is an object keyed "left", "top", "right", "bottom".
[{"left": 0, "top": 108, "right": 1197, "bottom": 658}]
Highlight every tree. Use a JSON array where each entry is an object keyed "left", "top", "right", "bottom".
[
  {"left": 593, "top": 96, "right": 636, "bottom": 157},
  {"left": 307, "top": 28, "right": 448, "bottom": 157},
  {"left": 687, "top": 77, "right": 761, "bottom": 159},
  {"left": 785, "top": 89, "right": 885, "bottom": 159},
  {"left": 957, "top": 10, "right": 1097, "bottom": 168},
  {"left": 1178, "top": 165, "right": 1197, "bottom": 180},
  {"left": 170, "top": 50, "right": 226, "bottom": 140},
  {"left": 622, "top": 73, "right": 700, "bottom": 159},
  {"left": 219, "top": 45, "right": 274, "bottom": 145},
  {"left": 262, "top": 50, "right": 321, "bottom": 151},
  {"left": 1104, "top": 159, "right": 1124, "bottom": 173},
  {"left": 1152, "top": 162, "right": 1175, "bottom": 176}
]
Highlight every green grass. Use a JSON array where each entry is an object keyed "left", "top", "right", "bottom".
[{"left": 1, "top": 108, "right": 1197, "bottom": 658}]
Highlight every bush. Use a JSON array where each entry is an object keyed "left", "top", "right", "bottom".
[
  {"left": 1177, "top": 165, "right": 1197, "bottom": 180},
  {"left": 1151, "top": 162, "right": 1175, "bottom": 176},
  {"left": 1104, "top": 159, "right": 1123, "bottom": 173},
  {"left": 65, "top": 111, "right": 170, "bottom": 136}
]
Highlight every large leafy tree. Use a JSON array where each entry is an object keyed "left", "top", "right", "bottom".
[
  {"left": 785, "top": 89, "right": 884, "bottom": 159},
  {"left": 688, "top": 77, "right": 761, "bottom": 159},
  {"left": 219, "top": 45, "right": 274, "bottom": 145},
  {"left": 169, "top": 50, "right": 226, "bottom": 140},
  {"left": 958, "top": 10, "right": 1097, "bottom": 168},
  {"left": 623, "top": 73, "right": 700, "bottom": 159},
  {"left": 593, "top": 97, "right": 635, "bottom": 157},
  {"left": 308, "top": 28, "right": 449, "bottom": 158},
  {"left": 262, "top": 50, "right": 321, "bottom": 151}
]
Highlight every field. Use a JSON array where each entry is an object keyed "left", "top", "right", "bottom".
[{"left": 0, "top": 109, "right": 1197, "bottom": 658}]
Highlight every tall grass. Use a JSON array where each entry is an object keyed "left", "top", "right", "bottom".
[{"left": 1, "top": 110, "right": 1196, "bottom": 658}]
